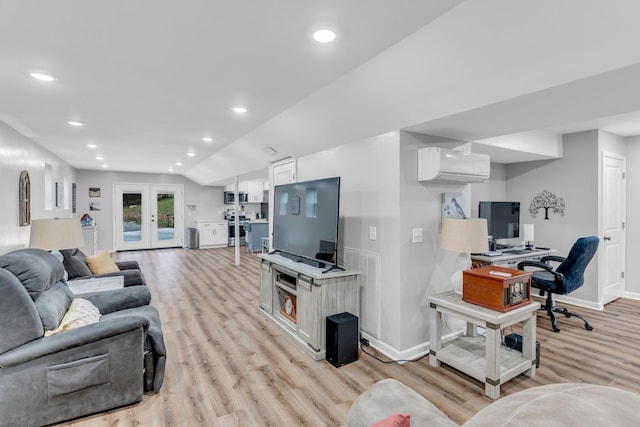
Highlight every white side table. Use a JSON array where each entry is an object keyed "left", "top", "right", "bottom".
[
  {"left": 428, "top": 290, "right": 540, "bottom": 399},
  {"left": 67, "top": 276, "right": 124, "bottom": 297}
]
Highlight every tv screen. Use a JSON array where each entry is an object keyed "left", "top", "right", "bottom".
[
  {"left": 272, "top": 177, "right": 340, "bottom": 267},
  {"left": 479, "top": 201, "right": 520, "bottom": 239}
]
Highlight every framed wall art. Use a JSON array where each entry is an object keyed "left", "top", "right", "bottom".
[{"left": 56, "top": 182, "right": 63, "bottom": 208}]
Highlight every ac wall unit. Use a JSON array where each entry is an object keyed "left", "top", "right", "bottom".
[{"left": 418, "top": 147, "right": 490, "bottom": 183}]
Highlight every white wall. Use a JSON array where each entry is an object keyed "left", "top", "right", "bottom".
[
  {"left": 0, "top": 121, "right": 76, "bottom": 251},
  {"left": 506, "top": 131, "right": 601, "bottom": 304},
  {"left": 625, "top": 136, "right": 640, "bottom": 297},
  {"left": 76, "top": 169, "right": 227, "bottom": 251}
]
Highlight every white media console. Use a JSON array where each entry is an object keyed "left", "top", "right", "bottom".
[{"left": 258, "top": 253, "right": 359, "bottom": 360}]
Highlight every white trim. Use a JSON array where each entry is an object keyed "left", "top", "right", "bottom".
[{"left": 623, "top": 291, "right": 640, "bottom": 301}]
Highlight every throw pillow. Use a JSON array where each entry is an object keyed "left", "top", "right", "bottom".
[
  {"left": 60, "top": 248, "right": 93, "bottom": 278},
  {"left": 370, "top": 414, "right": 410, "bottom": 427},
  {"left": 45, "top": 298, "right": 101, "bottom": 336},
  {"left": 85, "top": 250, "right": 120, "bottom": 275}
]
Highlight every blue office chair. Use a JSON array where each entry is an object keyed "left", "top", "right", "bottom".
[{"left": 518, "top": 236, "right": 599, "bottom": 332}]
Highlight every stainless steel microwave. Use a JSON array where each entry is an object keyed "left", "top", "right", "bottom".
[{"left": 224, "top": 191, "right": 248, "bottom": 204}]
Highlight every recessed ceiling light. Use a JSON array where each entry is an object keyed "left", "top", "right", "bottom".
[
  {"left": 176, "top": 162, "right": 183, "bottom": 166},
  {"left": 95, "top": 156, "right": 104, "bottom": 161},
  {"left": 30, "top": 72, "right": 56, "bottom": 81},
  {"left": 232, "top": 106, "right": 247, "bottom": 113},
  {"left": 313, "top": 29, "right": 336, "bottom": 43},
  {"left": 186, "top": 152, "right": 195, "bottom": 157},
  {"left": 168, "top": 168, "right": 174, "bottom": 173},
  {"left": 87, "top": 143, "right": 97, "bottom": 148},
  {"left": 202, "top": 137, "right": 213, "bottom": 142},
  {"left": 67, "top": 121, "right": 84, "bottom": 127},
  {"left": 101, "top": 164, "right": 109, "bottom": 168}
]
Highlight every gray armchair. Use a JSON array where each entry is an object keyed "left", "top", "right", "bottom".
[{"left": 0, "top": 248, "right": 165, "bottom": 426}]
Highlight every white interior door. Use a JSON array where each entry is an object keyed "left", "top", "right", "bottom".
[
  {"left": 601, "top": 153, "right": 626, "bottom": 304},
  {"left": 114, "top": 183, "right": 184, "bottom": 251},
  {"left": 269, "top": 159, "right": 297, "bottom": 251}
]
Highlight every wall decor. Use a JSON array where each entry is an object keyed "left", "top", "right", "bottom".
[
  {"left": 529, "top": 190, "right": 565, "bottom": 220},
  {"left": 442, "top": 192, "right": 467, "bottom": 219},
  {"left": 89, "top": 187, "right": 101, "bottom": 197},
  {"left": 89, "top": 201, "right": 102, "bottom": 211},
  {"left": 72, "top": 183, "right": 77, "bottom": 214},
  {"left": 55, "top": 182, "right": 63, "bottom": 208},
  {"left": 19, "top": 170, "right": 30, "bottom": 226}
]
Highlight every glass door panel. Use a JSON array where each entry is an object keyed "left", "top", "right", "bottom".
[
  {"left": 123, "top": 192, "right": 143, "bottom": 242},
  {"left": 156, "top": 192, "right": 175, "bottom": 241}
]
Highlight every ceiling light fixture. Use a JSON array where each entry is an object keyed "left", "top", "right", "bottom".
[
  {"left": 86, "top": 143, "right": 97, "bottom": 148},
  {"left": 313, "top": 29, "right": 336, "bottom": 43},
  {"left": 202, "top": 137, "right": 213, "bottom": 142},
  {"left": 186, "top": 152, "right": 195, "bottom": 157},
  {"left": 168, "top": 168, "right": 174, "bottom": 173},
  {"left": 95, "top": 156, "right": 104, "bottom": 161},
  {"left": 30, "top": 72, "right": 56, "bottom": 81},
  {"left": 232, "top": 106, "right": 247, "bottom": 113},
  {"left": 67, "top": 121, "right": 84, "bottom": 127},
  {"left": 176, "top": 162, "right": 183, "bottom": 166},
  {"left": 101, "top": 164, "right": 109, "bottom": 168}
]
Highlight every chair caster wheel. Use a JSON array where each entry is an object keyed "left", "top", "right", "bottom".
[
  {"left": 553, "top": 327, "right": 560, "bottom": 333},
  {"left": 585, "top": 325, "right": 593, "bottom": 331}
]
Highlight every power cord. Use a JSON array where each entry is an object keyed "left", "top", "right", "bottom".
[{"left": 359, "top": 338, "right": 429, "bottom": 364}]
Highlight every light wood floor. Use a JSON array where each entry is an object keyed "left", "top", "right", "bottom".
[{"left": 60, "top": 247, "right": 640, "bottom": 426}]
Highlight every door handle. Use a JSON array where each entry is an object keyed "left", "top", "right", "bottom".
[{"left": 603, "top": 236, "right": 611, "bottom": 241}]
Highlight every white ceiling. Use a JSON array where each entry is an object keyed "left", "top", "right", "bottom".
[{"left": 2, "top": 1, "right": 640, "bottom": 186}]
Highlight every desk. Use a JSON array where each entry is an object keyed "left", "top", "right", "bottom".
[
  {"left": 472, "top": 247, "right": 555, "bottom": 269},
  {"left": 429, "top": 291, "right": 540, "bottom": 399}
]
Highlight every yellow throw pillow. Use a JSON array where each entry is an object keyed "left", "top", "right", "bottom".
[{"left": 84, "top": 250, "right": 120, "bottom": 274}]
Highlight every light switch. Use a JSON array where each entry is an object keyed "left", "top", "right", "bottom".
[
  {"left": 412, "top": 228, "right": 424, "bottom": 243},
  {"left": 369, "top": 227, "right": 377, "bottom": 241}
]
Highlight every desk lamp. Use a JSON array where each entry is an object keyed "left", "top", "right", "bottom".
[
  {"left": 29, "top": 218, "right": 84, "bottom": 261},
  {"left": 523, "top": 223, "right": 535, "bottom": 249},
  {"left": 440, "top": 217, "right": 489, "bottom": 294}
]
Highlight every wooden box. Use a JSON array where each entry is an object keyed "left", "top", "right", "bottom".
[{"left": 462, "top": 266, "right": 532, "bottom": 312}]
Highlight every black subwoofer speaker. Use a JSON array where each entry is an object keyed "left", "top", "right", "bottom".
[{"left": 326, "top": 312, "right": 358, "bottom": 368}]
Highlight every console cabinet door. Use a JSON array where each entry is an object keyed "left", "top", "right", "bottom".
[
  {"left": 259, "top": 261, "right": 272, "bottom": 312},
  {"left": 297, "top": 276, "right": 321, "bottom": 351}
]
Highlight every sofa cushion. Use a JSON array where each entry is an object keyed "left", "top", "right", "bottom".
[
  {"left": 60, "top": 248, "right": 93, "bottom": 279},
  {"left": 464, "top": 383, "right": 640, "bottom": 427},
  {"left": 85, "top": 250, "right": 120, "bottom": 275},
  {"left": 35, "top": 281, "right": 74, "bottom": 330},
  {"left": 0, "top": 248, "right": 65, "bottom": 299},
  {"left": 345, "top": 379, "right": 456, "bottom": 427},
  {"left": 45, "top": 298, "right": 101, "bottom": 336}
]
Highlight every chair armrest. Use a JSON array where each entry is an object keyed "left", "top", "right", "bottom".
[
  {"left": 0, "top": 315, "right": 149, "bottom": 368},
  {"left": 116, "top": 260, "right": 141, "bottom": 271},
  {"left": 86, "top": 286, "right": 152, "bottom": 314},
  {"left": 541, "top": 255, "right": 566, "bottom": 264},
  {"left": 517, "top": 260, "right": 565, "bottom": 282}
]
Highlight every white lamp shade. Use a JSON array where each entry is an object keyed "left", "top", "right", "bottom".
[
  {"left": 523, "top": 224, "right": 534, "bottom": 242},
  {"left": 441, "top": 217, "right": 489, "bottom": 254},
  {"left": 29, "top": 218, "right": 84, "bottom": 251}
]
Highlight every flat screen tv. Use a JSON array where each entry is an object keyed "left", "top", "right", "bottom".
[
  {"left": 478, "top": 201, "right": 520, "bottom": 240},
  {"left": 272, "top": 177, "right": 340, "bottom": 268}
]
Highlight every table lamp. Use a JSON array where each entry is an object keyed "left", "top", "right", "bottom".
[
  {"left": 29, "top": 218, "right": 84, "bottom": 261},
  {"left": 440, "top": 217, "right": 489, "bottom": 293}
]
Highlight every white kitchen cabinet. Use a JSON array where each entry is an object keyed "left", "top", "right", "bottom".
[
  {"left": 247, "top": 179, "right": 265, "bottom": 203},
  {"left": 197, "top": 220, "right": 229, "bottom": 248}
]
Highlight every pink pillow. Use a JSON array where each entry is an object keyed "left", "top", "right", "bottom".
[{"left": 371, "top": 413, "right": 410, "bottom": 427}]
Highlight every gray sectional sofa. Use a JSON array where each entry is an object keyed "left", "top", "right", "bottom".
[{"left": 0, "top": 248, "right": 165, "bottom": 426}]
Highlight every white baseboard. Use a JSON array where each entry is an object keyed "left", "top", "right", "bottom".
[
  {"left": 359, "top": 332, "right": 431, "bottom": 364},
  {"left": 532, "top": 293, "right": 604, "bottom": 311},
  {"left": 623, "top": 291, "right": 640, "bottom": 301}
]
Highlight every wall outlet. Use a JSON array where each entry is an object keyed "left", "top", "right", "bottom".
[
  {"left": 412, "top": 228, "right": 424, "bottom": 243},
  {"left": 369, "top": 226, "right": 377, "bottom": 241}
]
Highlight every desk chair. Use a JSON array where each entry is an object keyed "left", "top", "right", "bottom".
[{"left": 518, "top": 236, "right": 599, "bottom": 332}]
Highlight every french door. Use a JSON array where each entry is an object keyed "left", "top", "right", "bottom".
[{"left": 114, "top": 183, "right": 184, "bottom": 251}]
